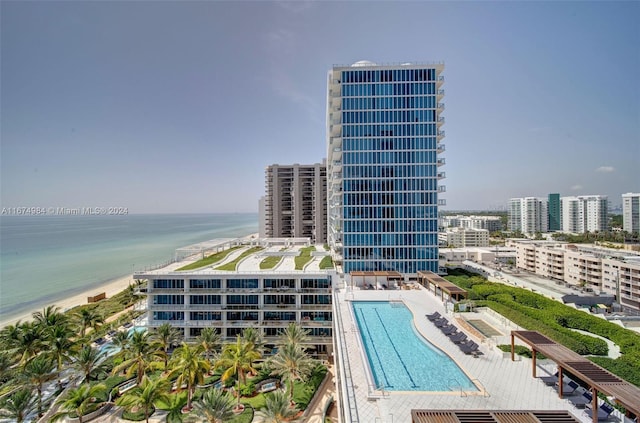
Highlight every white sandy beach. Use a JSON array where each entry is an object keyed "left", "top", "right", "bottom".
[
  {"left": 0, "top": 273, "right": 139, "bottom": 328},
  {"left": 0, "top": 233, "right": 259, "bottom": 329}
]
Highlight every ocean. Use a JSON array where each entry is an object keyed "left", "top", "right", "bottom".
[{"left": 0, "top": 213, "right": 258, "bottom": 321}]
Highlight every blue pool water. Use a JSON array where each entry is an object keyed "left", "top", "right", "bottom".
[{"left": 352, "top": 301, "right": 477, "bottom": 392}]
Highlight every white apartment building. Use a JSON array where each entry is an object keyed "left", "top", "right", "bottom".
[
  {"left": 509, "top": 197, "right": 548, "bottom": 234},
  {"left": 440, "top": 215, "right": 502, "bottom": 232},
  {"left": 439, "top": 227, "right": 489, "bottom": 247},
  {"left": 622, "top": 192, "right": 640, "bottom": 234},
  {"left": 560, "top": 195, "right": 608, "bottom": 233},
  {"left": 513, "top": 240, "right": 640, "bottom": 311}
]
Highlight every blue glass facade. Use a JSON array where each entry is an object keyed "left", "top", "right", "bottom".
[{"left": 327, "top": 63, "right": 444, "bottom": 274}]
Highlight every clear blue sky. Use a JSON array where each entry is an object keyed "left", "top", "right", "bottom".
[{"left": 2, "top": 1, "right": 638, "bottom": 213}]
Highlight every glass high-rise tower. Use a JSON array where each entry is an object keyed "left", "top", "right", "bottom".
[{"left": 326, "top": 61, "right": 445, "bottom": 274}]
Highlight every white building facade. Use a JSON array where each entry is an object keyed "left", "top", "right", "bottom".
[
  {"left": 439, "top": 227, "right": 489, "bottom": 248},
  {"left": 561, "top": 195, "right": 608, "bottom": 233},
  {"left": 509, "top": 197, "right": 548, "bottom": 234},
  {"left": 622, "top": 192, "right": 640, "bottom": 234}
]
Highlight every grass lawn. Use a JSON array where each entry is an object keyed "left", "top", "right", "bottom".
[
  {"left": 294, "top": 246, "right": 316, "bottom": 270},
  {"left": 215, "top": 247, "right": 264, "bottom": 271},
  {"left": 260, "top": 256, "right": 282, "bottom": 270},
  {"left": 175, "top": 246, "right": 242, "bottom": 271},
  {"left": 319, "top": 255, "right": 334, "bottom": 270}
]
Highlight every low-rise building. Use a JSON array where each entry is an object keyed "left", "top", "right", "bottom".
[{"left": 439, "top": 227, "right": 489, "bottom": 248}]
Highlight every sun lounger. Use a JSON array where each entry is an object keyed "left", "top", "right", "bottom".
[
  {"left": 556, "top": 379, "right": 580, "bottom": 395},
  {"left": 433, "top": 318, "right": 449, "bottom": 327},
  {"left": 568, "top": 389, "right": 593, "bottom": 409},
  {"left": 426, "top": 312, "right": 442, "bottom": 321},
  {"left": 448, "top": 332, "right": 468, "bottom": 343},
  {"left": 459, "top": 341, "right": 482, "bottom": 355},
  {"left": 539, "top": 372, "right": 559, "bottom": 386},
  {"left": 439, "top": 325, "right": 458, "bottom": 335},
  {"left": 585, "top": 403, "right": 615, "bottom": 421}
]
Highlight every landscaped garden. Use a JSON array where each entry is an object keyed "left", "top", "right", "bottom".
[
  {"left": 445, "top": 268, "right": 640, "bottom": 386},
  {"left": 0, "top": 300, "right": 328, "bottom": 423}
]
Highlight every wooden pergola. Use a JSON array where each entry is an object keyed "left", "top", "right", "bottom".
[
  {"left": 349, "top": 271, "right": 403, "bottom": 289},
  {"left": 411, "top": 410, "right": 580, "bottom": 423},
  {"left": 417, "top": 271, "right": 467, "bottom": 302},
  {"left": 511, "top": 330, "right": 640, "bottom": 422}
]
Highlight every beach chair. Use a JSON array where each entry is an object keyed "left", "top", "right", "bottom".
[
  {"left": 585, "top": 403, "right": 615, "bottom": 421},
  {"left": 439, "top": 325, "right": 457, "bottom": 335},
  {"left": 556, "top": 378, "right": 580, "bottom": 396},
  {"left": 568, "top": 389, "right": 593, "bottom": 409},
  {"left": 448, "top": 332, "right": 468, "bottom": 343},
  {"left": 459, "top": 340, "right": 481, "bottom": 355},
  {"left": 433, "top": 318, "right": 449, "bottom": 327},
  {"left": 426, "top": 311, "right": 441, "bottom": 321},
  {"left": 539, "top": 371, "right": 559, "bottom": 386}
]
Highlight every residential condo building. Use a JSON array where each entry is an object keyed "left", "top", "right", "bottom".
[
  {"left": 548, "top": 193, "right": 561, "bottom": 232},
  {"left": 508, "top": 197, "right": 548, "bottom": 234},
  {"left": 441, "top": 215, "right": 502, "bottom": 232},
  {"left": 622, "top": 192, "right": 640, "bottom": 234},
  {"left": 561, "top": 195, "right": 608, "bottom": 233},
  {"left": 263, "top": 162, "right": 327, "bottom": 243},
  {"left": 327, "top": 61, "right": 445, "bottom": 274},
  {"left": 439, "top": 227, "right": 490, "bottom": 248}
]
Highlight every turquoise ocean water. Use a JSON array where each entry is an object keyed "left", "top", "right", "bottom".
[{"left": 0, "top": 213, "right": 258, "bottom": 321}]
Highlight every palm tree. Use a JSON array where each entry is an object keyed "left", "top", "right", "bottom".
[
  {"left": 241, "top": 327, "right": 264, "bottom": 377},
  {"left": 163, "top": 393, "right": 187, "bottom": 423},
  {"left": 168, "top": 342, "right": 210, "bottom": 411},
  {"left": 33, "top": 305, "right": 68, "bottom": 330},
  {"left": 0, "top": 388, "right": 37, "bottom": 423},
  {"left": 47, "top": 324, "right": 78, "bottom": 387},
  {"left": 215, "top": 335, "right": 261, "bottom": 412},
  {"left": 112, "top": 331, "right": 160, "bottom": 385},
  {"left": 193, "top": 388, "right": 235, "bottom": 423},
  {"left": 277, "top": 323, "right": 309, "bottom": 349},
  {"left": 74, "top": 307, "right": 104, "bottom": 338},
  {"left": 52, "top": 383, "right": 107, "bottom": 423},
  {"left": 15, "top": 321, "right": 44, "bottom": 366},
  {"left": 0, "top": 321, "right": 22, "bottom": 355},
  {"left": 22, "top": 354, "right": 56, "bottom": 417},
  {"left": 121, "top": 283, "right": 140, "bottom": 307},
  {"left": 268, "top": 343, "right": 314, "bottom": 404},
  {"left": 74, "top": 345, "right": 107, "bottom": 384},
  {"left": 110, "top": 330, "right": 130, "bottom": 352},
  {"left": 151, "top": 323, "right": 181, "bottom": 372},
  {"left": 196, "top": 327, "right": 221, "bottom": 366},
  {"left": 256, "top": 390, "right": 298, "bottom": 423},
  {"left": 116, "top": 376, "right": 170, "bottom": 423}
]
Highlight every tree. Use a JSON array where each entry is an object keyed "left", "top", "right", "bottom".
[
  {"left": 256, "top": 390, "right": 298, "bottom": 423},
  {"left": 215, "top": 336, "right": 261, "bottom": 412},
  {"left": 116, "top": 376, "right": 170, "bottom": 423},
  {"left": 276, "top": 323, "right": 309, "bottom": 349},
  {"left": 33, "top": 305, "right": 68, "bottom": 330},
  {"left": 15, "top": 321, "right": 44, "bottom": 366},
  {"left": 192, "top": 388, "right": 236, "bottom": 423},
  {"left": 74, "top": 345, "right": 107, "bottom": 384},
  {"left": 112, "top": 331, "right": 160, "bottom": 385},
  {"left": 163, "top": 393, "right": 188, "bottom": 423},
  {"left": 47, "top": 324, "right": 78, "bottom": 387},
  {"left": 268, "top": 343, "right": 314, "bottom": 403},
  {"left": 74, "top": 307, "right": 104, "bottom": 339},
  {"left": 0, "top": 388, "right": 37, "bottom": 423},
  {"left": 52, "top": 383, "right": 107, "bottom": 423},
  {"left": 111, "top": 330, "right": 130, "bottom": 352},
  {"left": 241, "top": 327, "right": 264, "bottom": 376},
  {"left": 22, "top": 354, "right": 56, "bottom": 417},
  {"left": 151, "top": 323, "right": 182, "bottom": 372},
  {"left": 196, "top": 327, "right": 221, "bottom": 367},
  {"left": 168, "top": 342, "right": 210, "bottom": 411}
]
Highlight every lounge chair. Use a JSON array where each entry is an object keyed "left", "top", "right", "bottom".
[
  {"left": 459, "top": 341, "right": 482, "bottom": 355},
  {"left": 426, "top": 311, "right": 441, "bottom": 321},
  {"left": 556, "top": 379, "right": 580, "bottom": 395},
  {"left": 539, "top": 371, "right": 559, "bottom": 386},
  {"left": 433, "top": 318, "right": 449, "bottom": 327},
  {"left": 448, "top": 332, "right": 468, "bottom": 343},
  {"left": 439, "top": 325, "right": 458, "bottom": 335},
  {"left": 568, "top": 389, "right": 593, "bottom": 409},
  {"left": 585, "top": 403, "right": 615, "bottom": 421}
]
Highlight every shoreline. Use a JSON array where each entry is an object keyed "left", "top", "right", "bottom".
[
  {"left": 0, "top": 272, "right": 139, "bottom": 328},
  {"left": 0, "top": 232, "right": 259, "bottom": 329}
]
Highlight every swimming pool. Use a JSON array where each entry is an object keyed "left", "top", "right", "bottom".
[{"left": 352, "top": 301, "right": 477, "bottom": 392}]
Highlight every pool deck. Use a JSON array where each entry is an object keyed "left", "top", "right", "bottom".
[{"left": 335, "top": 285, "right": 596, "bottom": 423}]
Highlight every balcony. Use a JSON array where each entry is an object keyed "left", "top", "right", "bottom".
[
  {"left": 436, "top": 116, "right": 445, "bottom": 127},
  {"left": 437, "top": 103, "right": 445, "bottom": 111},
  {"left": 438, "top": 199, "right": 447, "bottom": 206},
  {"left": 438, "top": 185, "right": 446, "bottom": 193},
  {"left": 437, "top": 88, "right": 445, "bottom": 99},
  {"left": 437, "top": 143, "right": 445, "bottom": 153},
  {"left": 437, "top": 172, "right": 446, "bottom": 179},
  {"left": 437, "top": 158, "right": 445, "bottom": 166}
]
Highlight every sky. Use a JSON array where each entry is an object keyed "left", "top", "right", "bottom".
[{"left": 1, "top": 1, "right": 638, "bottom": 214}]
